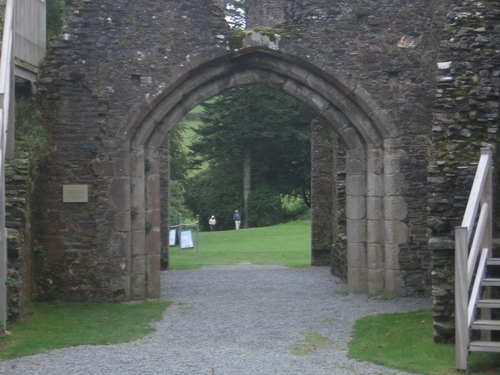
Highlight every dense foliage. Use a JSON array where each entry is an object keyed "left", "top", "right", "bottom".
[
  {"left": 169, "top": 121, "right": 192, "bottom": 223},
  {"left": 183, "top": 85, "right": 315, "bottom": 231},
  {"left": 47, "top": 0, "right": 66, "bottom": 43}
]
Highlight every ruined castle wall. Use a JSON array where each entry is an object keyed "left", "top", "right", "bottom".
[
  {"left": 32, "top": 0, "right": 499, "bottom": 332},
  {"left": 37, "top": 0, "right": 230, "bottom": 301},
  {"left": 429, "top": 1, "right": 500, "bottom": 343}
]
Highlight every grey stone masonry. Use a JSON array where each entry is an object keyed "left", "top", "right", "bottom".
[
  {"left": 429, "top": 1, "right": 500, "bottom": 343},
  {"left": 29, "top": 0, "right": 499, "bottom": 344},
  {"left": 311, "top": 118, "right": 336, "bottom": 267}
]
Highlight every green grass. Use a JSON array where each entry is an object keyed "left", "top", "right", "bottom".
[
  {"left": 292, "top": 330, "right": 328, "bottom": 355},
  {"left": 348, "top": 310, "right": 500, "bottom": 375},
  {"left": 0, "top": 300, "right": 169, "bottom": 359},
  {"left": 169, "top": 219, "right": 311, "bottom": 270}
]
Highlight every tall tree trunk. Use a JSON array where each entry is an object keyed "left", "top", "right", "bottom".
[{"left": 243, "top": 146, "right": 251, "bottom": 228}]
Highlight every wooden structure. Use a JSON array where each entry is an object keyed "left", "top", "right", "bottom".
[
  {"left": 0, "top": 0, "right": 45, "bottom": 330},
  {"left": 11, "top": 0, "right": 46, "bottom": 82},
  {"left": 455, "top": 147, "right": 499, "bottom": 370}
]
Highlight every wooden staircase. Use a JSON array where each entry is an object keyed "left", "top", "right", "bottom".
[
  {"left": 455, "top": 147, "right": 500, "bottom": 370},
  {"left": 469, "top": 258, "right": 500, "bottom": 353}
]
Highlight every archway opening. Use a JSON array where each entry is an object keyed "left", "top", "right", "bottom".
[
  {"left": 165, "top": 83, "right": 325, "bottom": 270},
  {"left": 125, "top": 48, "right": 401, "bottom": 299}
]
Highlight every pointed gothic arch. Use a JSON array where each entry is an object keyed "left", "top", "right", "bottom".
[{"left": 121, "top": 47, "right": 408, "bottom": 299}]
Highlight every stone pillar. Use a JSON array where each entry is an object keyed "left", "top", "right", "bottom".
[
  {"left": 346, "top": 146, "right": 367, "bottom": 294},
  {"left": 383, "top": 139, "right": 407, "bottom": 297},
  {"left": 331, "top": 143, "right": 347, "bottom": 280},
  {"left": 310, "top": 119, "right": 336, "bottom": 266},
  {"left": 108, "top": 143, "right": 132, "bottom": 301},
  {"left": 366, "top": 148, "right": 385, "bottom": 295},
  {"left": 160, "top": 141, "right": 170, "bottom": 270},
  {"left": 130, "top": 148, "right": 146, "bottom": 300},
  {"left": 246, "top": 0, "right": 286, "bottom": 28},
  {"left": 145, "top": 147, "right": 161, "bottom": 298}
]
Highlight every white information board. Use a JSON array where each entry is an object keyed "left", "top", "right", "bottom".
[
  {"left": 180, "top": 230, "right": 194, "bottom": 249},
  {"left": 169, "top": 229, "right": 177, "bottom": 246}
]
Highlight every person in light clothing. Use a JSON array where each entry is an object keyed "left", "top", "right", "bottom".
[
  {"left": 233, "top": 210, "right": 241, "bottom": 230},
  {"left": 208, "top": 215, "right": 216, "bottom": 231}
]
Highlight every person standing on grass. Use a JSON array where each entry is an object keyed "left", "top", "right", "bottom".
[
  {"left": 208, "top": 215, "right": 216, "bottom": 231},
  {"left": 233, "top": 210, "right": 241, "bottom": 230}
]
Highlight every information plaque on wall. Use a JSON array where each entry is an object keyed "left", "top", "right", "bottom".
[{"left": 63, "top": 184, "right": 88, "bottom": 203}]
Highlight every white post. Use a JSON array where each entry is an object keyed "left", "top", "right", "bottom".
[
  {"left": 0, "top": 0, "right": 15, "bottom": 332},
  {"left": 455, "top": 226, "right": 469, "bottom": 371},
  {"left": 0, "top": 153, "right": 5, "bottom": 331},
  {"left": 480, "top": 147, "right": 492, "bottom": 341}
]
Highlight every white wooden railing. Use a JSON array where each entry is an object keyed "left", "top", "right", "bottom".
[
  {"left": 455, "top": 147, "right": 493, "bottom": 370},
  {"left": 0, "top": 0, "right": 15, "bottom": 331}
]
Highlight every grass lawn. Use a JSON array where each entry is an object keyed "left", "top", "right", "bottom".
[
  {"left": 348, "top": 310, "right": 500, "bottom": 375},
  {"left": 169, "top": 219, "right": 312, "bottom": 270},
  {"left": 0, "top": 300, "right": 169, "bottom": 359},
  {"left": 3, "top": 219, "right": 499, "bottom": 375}
]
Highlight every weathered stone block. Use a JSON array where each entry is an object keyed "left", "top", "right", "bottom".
[
  {"left": 115, "top": 210, "right": 131, "bottom": 232},
  {"left": 348, "top": 267, "right": 368, "bottom": 295},
  {"left": 146, "top": 254, "right": 161, "bottom": 298},
  {"left": 348, "top": 242, "right": 367, "bottom": 269},
  {"left": 366, "top": 197, "right": 383, "bottom": 220},
  {"left": 346, "top": 175, "right": 367, "bottom": 196},
  {"left": 109, "top": 232, "right": 130, "bottom": 258},
  {"left": 130, "top": 275, "right": 146, "bottom": 300},
  {"left": 383, "top": 196, "right": 408, "bottom": 221},
  {"left": 367, "top": 243, "right": 384, "bottom": 269},
  {"left": 347, "top": 219, "right": 367, "bottom": 243},
  {"left": 385, "top": 244, "right": 401, "bottom": 270},
  {"left": 146, "top": 228, "right": 160, "bottom": 256},
  {"left": 367, "top": 220, "right": 384, "bottom": 244},
  {"left": 346, "top": 195, "right": 366, "bottom": 220},
  {"left": 132, "top": 256, "right": 145, "bottom": 275},
  {"left": 367, "top": 149, "right": 384, "bottom": 173},
  {"left": 109, "top": 177, "right": 131, "bottom": 210},
  {"left": 385, "top": 220, "right": 409, "bottom": 245},
  {"left": 385, "top": 269, "right": 407, "bottom": 297},
  {"left": 368, "top": 269, "right": 385, "bottom": 296},
  {"left": 383, "top": 174, "right": 406, "bottom": 195},
  {"left": 367, "top": 173, "right": 384, "bottom": 197},
  {"left": 109, "top": 276, "right": 131, "bottom": 302},
  {"left": 131, "top": 230, "right": 146, "bottom": 256}
]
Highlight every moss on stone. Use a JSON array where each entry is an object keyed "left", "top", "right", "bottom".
[
  {"left": 253, "top": 26, "right": 279, "bottom": 42},
  {"left": 228, "top": 28, "right": 246, "bottom": 50}
]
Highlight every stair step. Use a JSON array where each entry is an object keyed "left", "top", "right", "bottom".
[
  {"left": 477, "top": 299, "right": 500, "bottom": 309},
  {"left": 482, "top": 278, "right": 500, "bottom": 287},
  {"left": 470, "top": 340, "right": 500, "bottom": 352},
  {"left": 487, "top": 258, "right": 500, "bottom": 266},
  {"left": 471, "top": 320, "right": 500, "bottom": 330}
]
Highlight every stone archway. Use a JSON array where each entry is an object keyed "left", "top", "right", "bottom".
[{"left": 122, "top": 46, "right": 407, "bottom": 299}]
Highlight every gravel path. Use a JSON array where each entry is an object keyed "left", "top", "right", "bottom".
[{"left": 0, "top": 265, "right": 431, "bottom": 375}]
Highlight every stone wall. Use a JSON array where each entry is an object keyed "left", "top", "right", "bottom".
[
  {"left": 311, "top": 118, "right": 336, "bottom": 266},
  {"left": 30, "top": 0, "right": 500, "bottom": 343},
  {"left": 331, "top": 143, "right": 347, "bottom": 281},
  {"left": 429, "top": 1, "right": 500, "bottom": 343},
  {"left": 5, "top": 153, "right": 32, "bottom": 319},
  {"left": 36, "top": 0, "right": 230, "bottom": 301}
]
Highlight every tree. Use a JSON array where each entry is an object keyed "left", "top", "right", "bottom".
[
  {"left": 186, "top": 85, "right": 315, "bottom": 229},
  {"left": 46, "top": 0, "right": 66, "bottom": 43},
  {"left": 168, "top": 121, "right": 191, "bottom": 223}
]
